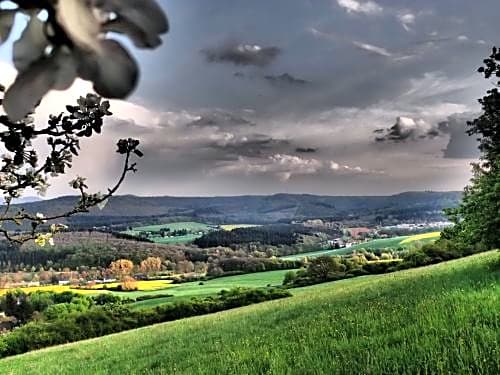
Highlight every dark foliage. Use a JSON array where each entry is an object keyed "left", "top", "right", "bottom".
[
  {"left": 194, "top": 225, "right": 313, "bottom": 248},
  {"left": 443, "top": 48, "right": 500, "bottom": 250}
]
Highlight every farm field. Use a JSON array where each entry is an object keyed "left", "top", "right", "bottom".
[
  {"left": 1, "top": 251, "right": 498, "bottom": 374},
  {"left": 282, "top": 231, "right": 441, "bottom": 260},
  {"left": 119, "top": 269, "right": 293, "bottom": 307},
  {"left": 124, "top": 222, "right": 213, "bottom": 233},
  {"left": 91, "top": 280, "right": 174, "bottom": 291},
  {"left": 220, "top": 224, "right": 260, "bottom": 231},
  {"left": 0, "top": 271, "right": 292, "bottom": 306},
  {"left": 121, "top": 221, "right": 215, "bottom": 244},
  {"left": 0, "top": 280, "right": 175, "bottom": 297},
  {"left": 0, "top": 285, "right": 100, "bottom": 296}
]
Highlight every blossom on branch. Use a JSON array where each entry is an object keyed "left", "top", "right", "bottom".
[{"left": 0, "top": 0, "right": 168, "bottom": 120}]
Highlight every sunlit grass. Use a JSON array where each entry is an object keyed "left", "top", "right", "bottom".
[{"left": 1, "top": 252, "right": 498, "bottom": 374}]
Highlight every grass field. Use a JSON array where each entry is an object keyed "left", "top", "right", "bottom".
[
  {"left": 0, "top": 272, "right": 292, "bottom": 305},
  {"left": 125, "top": 222, "right": 213, "bottom": 233},
  {"left": 118, "top": 270, "right": 293, "bottom": 307},
  {"left": 1, "top": 251, "right": 498, "bottom": 374},
  {"left": 282, "top": 232, "right": 442, "bottom": 260},
  {"left": 121, "top": 221, "right": 214, "bottom": 244}
]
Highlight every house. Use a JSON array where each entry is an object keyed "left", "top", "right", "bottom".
[{"left": 327, "top": 238, "right": 345, "bottom": 248}]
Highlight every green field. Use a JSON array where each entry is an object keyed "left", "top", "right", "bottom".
[
  {"left": 125, "top": 222, "right": 213, "bottom": 232},
  {"left": 1, "top": 251, "right": 498, "bottom": 374},
  {"left": 122, "top": 221, "right": 214, "bottom": 244},
  {"left": 282, "top": 232, "right": 441, "bottom": 260},
  {"left": 119, "top": 270, "right": 293, "bottom": 308}
]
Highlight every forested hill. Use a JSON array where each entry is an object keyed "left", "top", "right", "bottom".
[{"left": 3, "top": 191, "right": 461, "bottom": 228}]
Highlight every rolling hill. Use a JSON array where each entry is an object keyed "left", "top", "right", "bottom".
[
  {"left": 1, "top": 251, "right": 498, "bottom": 374},
  {"left": 3, "top": 191, "right": 461, "bottom": 229}
]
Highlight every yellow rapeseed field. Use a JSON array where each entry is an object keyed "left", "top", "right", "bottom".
[
  {"left": 0, "top": 280, "right": 174, "bottom": 296},
  {"left": 399, "top": 231, "right": 441, "bottom": 244},
  {"left": 220, "top": 224, "right": 259, "bottom": 231},
  {"left": 0, "top": 285, "right": 103, "bottom": 296},
  {"left": 90, "top": 280, "right": 174, "bottom": 291}
]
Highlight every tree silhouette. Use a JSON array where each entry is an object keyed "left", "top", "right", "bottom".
[{"left": 443, "top": 47, "right": 500, "bottom": 249}]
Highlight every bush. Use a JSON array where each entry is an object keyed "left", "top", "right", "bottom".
[{"left": 282, "top": 271, "right": 297, "bottom": 285}]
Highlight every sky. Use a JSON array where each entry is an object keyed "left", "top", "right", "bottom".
[{"left": 0, "top": 0, "right": 497, "bottom": 197}]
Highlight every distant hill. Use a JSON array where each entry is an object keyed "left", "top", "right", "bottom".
[
  {"left": 0, "top": 196, "right": 43, "bottom": 205},
  {"left": 1, "top": 191, "right": 461, "bottom": 229}
]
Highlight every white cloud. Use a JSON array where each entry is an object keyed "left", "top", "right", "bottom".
[
  {"left": 337, "top": 0, "right": 383, "bottom": 15},
  {"left": 330, "top": 161, "right": 340, "bottom": 170},
  {"left": 212, "top": 153, "right": 382, "bottom": 181},
  {"left": 398, "top": 13, "right": 415, "bottom": 32},
  {"left": 401, "top": 71, "right": 478, "bottom": 103},
  {"left": 213, "top": 154, "right": 323, "bottom": 181},
  {"left": 457, "top": 35, "right": 469, "bottom": 42},
  {"left": 352, "top": 41, "right": 392, "bottom": 57}
]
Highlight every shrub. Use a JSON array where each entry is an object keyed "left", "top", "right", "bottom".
[{"left": 282, "top": 271, "right": 297, "bottom": 285}]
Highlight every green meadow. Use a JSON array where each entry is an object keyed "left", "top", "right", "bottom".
[
  {"left": 121, "top": 221, "right": 214, "bottom": 244},
  {"left": 282, "top": 232, "right": 441, "bottom": 260},
  {"left": 123, "top": 269, "right": 294, "bottom": 308},
  {"left": 1, "top": 251, "right": 498, "bottom": 374}
]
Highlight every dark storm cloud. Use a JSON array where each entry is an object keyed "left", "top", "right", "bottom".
[
  {"left": 438, "top": 114, "right": 480, "bottom": 159},
  {"left": 264, "top": 73, "right": 310, "bottom": 87},
  {"left": 296, "top": 147, "right": 317, "bottom": 153},
  {"left": 202, "top": 42, "right": 281, "bottom": 67}
]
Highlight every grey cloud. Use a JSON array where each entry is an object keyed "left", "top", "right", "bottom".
[
  {"left": 375, "top": 112, "right": 480, "bottom": 159},
  {"left": 187, "top": 111, "right": 255, "bottom": 129},
  {"left": 37, "top": 0, "right": 495, "bottom": 196},
  {"left": 202, "top": 42, "right": 281, "bottom": 67},
  {"left": 438, "top": 114, "right": 480, "bottom": 159},
  {"left": 234, "top": 71, "right": 310, "bottom": 88},
  {"left": 375, "top": 116, "right": 438, "bottom": 142},
  {"left": 208, "top": 134, "right": 291, "bottom": 159},
  {"left": 264, "top": 73, "right": 310, "bottom": 87}
]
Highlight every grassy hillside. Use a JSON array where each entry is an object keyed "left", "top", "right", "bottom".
[
  {"left": 1, "top": 251, "right": 498, "bottom": 374},
  {"left": 282, "top": 232, "right": 441, "bottom": 260}
]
